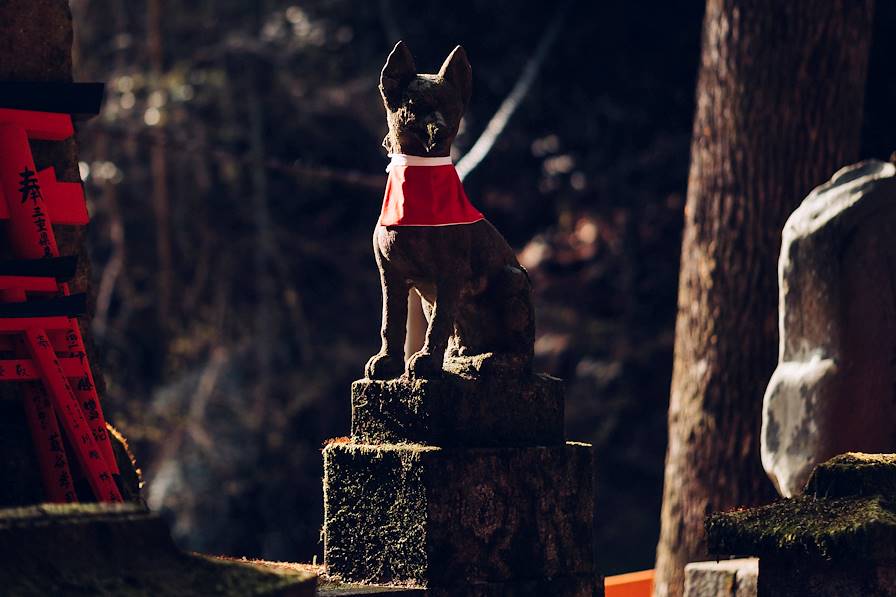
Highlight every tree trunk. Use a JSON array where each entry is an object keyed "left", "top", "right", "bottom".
[{"left": 654, "top": 2, "right": 875, "bottom": 596}]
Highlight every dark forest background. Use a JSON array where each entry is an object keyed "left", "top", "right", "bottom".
[{"left": 68, "top": 0, "right": 896, "bottom": 575}]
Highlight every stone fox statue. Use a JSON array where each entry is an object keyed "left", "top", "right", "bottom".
[{"left": 364, "top": 41, "right": 534, "bottom": 380}]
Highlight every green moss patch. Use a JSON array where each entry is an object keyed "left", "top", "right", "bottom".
[
  {"left": 0, "top": 504, "right": 316, "bottom": 596},
  {"left": 323, "top": 442, "right": 593, "bottom": 587},
  {"left": 805, "top": 452, "right": 896, "bottom": 499},
  {"left": 707, "top": 495, "right": 896, "bottom": 560}
]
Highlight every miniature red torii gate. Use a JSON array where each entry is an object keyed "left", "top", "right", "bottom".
[{"left": 0, "top": 82, "right": 121, "bottom": 503}]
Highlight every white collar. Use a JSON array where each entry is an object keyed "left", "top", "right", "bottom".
[{"left": 386, "top": 153, "right": 453, "bottom": 172}]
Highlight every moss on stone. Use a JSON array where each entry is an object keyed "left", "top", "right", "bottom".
[
  {"left": 0, "top": 501, "right": 145, "bottom": 522},
  {"left": 0, "top": 503, "right": 316, "bottom": 596},
  {"left": 329, "top": 442, "right": 442, "bottom": 455},
  {"left": 805, "top": 452, "right": 896, "bottom": 499},
  {"left": 323, "top": 442, "right": 593, "bottom": 588},
  {"left": 707, "top": 495, "right": 896, "bottom": 560},
  {"left": 708, "top": 453, "right": 896, "bottom": 563}
]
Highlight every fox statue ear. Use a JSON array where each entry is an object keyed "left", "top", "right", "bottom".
[
  {"left": 380, "top": 41, "right": 416, "bottom": 111},
  {"left": 438, "top": 45, "right": 472, "bottom": 107}
]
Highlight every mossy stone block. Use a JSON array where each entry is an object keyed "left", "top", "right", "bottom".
[
  {"left": 0, "top": 503, "right": 316, "bottom": 596},
  {"left": 805, "top": 452, "right": 896, "bottom": 499},
  {"left": 350, "top": 371, "right": 564, "bottom": 447},
  {"left": 323, "top": 441, "right": 593, "bottom": 592},
  {"left": 707, "top": 494, "right": 896, "bottom": 561},
  {"left": 708, "top": 498, "right": 896, "bottom": 596},
  {"left": 707, "top": 453, "right": 896, "bottom": 596}
]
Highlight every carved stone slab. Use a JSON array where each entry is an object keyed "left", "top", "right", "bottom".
[
  {"left": 762, "top": 160, "right": 896, "bottom": 497},
  {"left": 322, "top": 441, "right": 593, "bottom": 593}
]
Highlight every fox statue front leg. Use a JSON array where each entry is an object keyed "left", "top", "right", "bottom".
[
  {"left": 364, "top": 245, "right": 408, "bottom": 380},
  {"left": 407, "top": 279, "right": 460, "bottom": 379}
]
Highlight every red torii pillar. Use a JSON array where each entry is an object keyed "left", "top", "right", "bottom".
[{"left": 0, "top": 95, "right": 121, "bottom": 503}]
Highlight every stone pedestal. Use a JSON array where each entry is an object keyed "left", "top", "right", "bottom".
[
  {"left": 707, "top": 453, "right": 896, "bottom": 597},
  {"left": 350, "top": 373, "right": 564, "bottom": 447},
  {"left": 323, "top": 369, "right": 596, "bottom": 595}
]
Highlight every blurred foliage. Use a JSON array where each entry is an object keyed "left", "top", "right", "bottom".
[{"left": 69, "top": 0, "right": 896, "bottom": 575}]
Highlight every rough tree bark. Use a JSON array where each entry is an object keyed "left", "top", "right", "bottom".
[{"left": 654, "top": 2, "right": 875, "bottom": 596}]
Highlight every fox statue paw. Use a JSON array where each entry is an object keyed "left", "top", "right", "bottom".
[
  {"left": 365, "top": 353, "right": 405, "bottom": 380},
  {"left": 407, "top": 351, "right": 443, "bottom": 379}
]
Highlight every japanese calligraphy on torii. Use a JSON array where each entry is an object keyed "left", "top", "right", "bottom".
[{"left": 18, "top": 167, "right": 42, "bottom": 204}]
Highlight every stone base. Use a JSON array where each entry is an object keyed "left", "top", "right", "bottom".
[
  {"left": 0, "top": 503, "right": 316, "bottom": 596},
  {"left": 684, "top": 559, "right": 757, "bottom": 597},
  {"left": 323, "top": 441, "right": 593, "bottom": 591},
  {"left": 350, "top": 370, "right": 563, "bottom": 447},
  {"left": 759, "top": 557, "right": 896, "bottom": 597},
  {"left": 708, "top": 454, "right": 896, "bottom": 597}
]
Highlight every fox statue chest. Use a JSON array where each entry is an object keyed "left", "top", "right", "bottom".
[{"left": 375, "top": 154, "right": 484, "bottom": 280}]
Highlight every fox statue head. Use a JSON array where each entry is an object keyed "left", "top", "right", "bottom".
[{"left": 379, "top": 41, "right": 472, "bottom": 158}]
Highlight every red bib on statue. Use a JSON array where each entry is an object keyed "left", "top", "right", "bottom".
[{"left": 378, "top": 154, "right": 484, "bottom": 226}]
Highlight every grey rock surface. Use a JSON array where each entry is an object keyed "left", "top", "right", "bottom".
[
  {"left": 762, "top": 160, "right": 896, "bottom": 497},
  {"left": 684, "top": 558, "right": 757, "bottom": 597}
]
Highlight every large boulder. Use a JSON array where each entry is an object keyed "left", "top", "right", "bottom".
[{"left": 761, "top": 160, "right": 896, "bottom": 497}]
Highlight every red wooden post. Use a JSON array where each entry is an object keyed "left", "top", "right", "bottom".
[
  {"left": 21, "top": 380, "right": 77, "bottom": 503},
  {"left": 23, "top": 326, "right": 121, "bottom": 503},
  {"left": 0, "top": 118, "right": 117, "bottom": 472},
  {"left": 0, "top": 283, "right": 77, "bottom": 503},
  {"left": 0, "top": 101, "right": 121, "bottom": 502}
]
